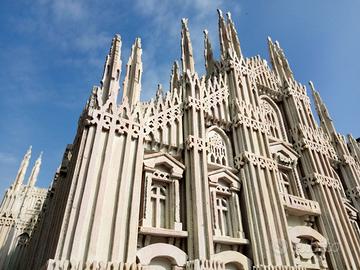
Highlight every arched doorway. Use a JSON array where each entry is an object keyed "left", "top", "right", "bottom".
[
  {"left": 148, "top": 257, "right": 172, "bottom": 270},
  {"left": 225, "top": 262, "right": 240, "bottom": 270}
]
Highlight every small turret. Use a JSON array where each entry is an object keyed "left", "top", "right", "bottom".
[
  {"left": 181, "top": 18, "right": 195, "bottom": 74},
  {"left": 12, "top": 146, "right": 32, "bottom": 191},
  {"left": 100, "top": 34, "right": 122, "bottom": 105},
  {"left": 309, "top": 81, "right": 336, "bottom": 135},
  {"left": 123, "top": 38, "right": 143, "bottom": 106},
  {"left": 27, "top": 152, "right": 42, "bottom": 187}
]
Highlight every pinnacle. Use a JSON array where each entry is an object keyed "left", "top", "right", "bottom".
[
  {"left": 181, "top": 18, "right": 189, "bottom": 29},
  {"left": 135, "top": 37, "right": 142, "bottom": 48},
  {"left": 226, "top": 12, "right": 232, "bottom": 20}
]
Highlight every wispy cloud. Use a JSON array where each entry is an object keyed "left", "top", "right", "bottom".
[
  {"left": 132, "top": 0, "right": 241, "bottom": 99},
  {"left": 0, "top": 152, "right": 17, "bottom": 164}
]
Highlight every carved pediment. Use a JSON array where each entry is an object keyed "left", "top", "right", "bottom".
[
  {"left": 208, "top": 168, "right": 241, "bottom": 190},
  {"left": 143, "top": 153, "right": 184, "bottom": 177},
  {"left": 269, "top": 141, "right": 299, "bottom": 166}
]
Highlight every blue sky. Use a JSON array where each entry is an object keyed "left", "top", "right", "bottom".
[{"left": 0, "top": 0, "right": 359, "bottom": 195}]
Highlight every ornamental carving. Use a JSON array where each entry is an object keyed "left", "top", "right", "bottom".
[
  {"left": 234, "top": 152, "right": 277, "bottom": 171},
  {"left": 303, "top": 173, "right": 341, "bottom": 190},
  {"left": 185, "top": 135, "right": 208, "bottom": 152}
]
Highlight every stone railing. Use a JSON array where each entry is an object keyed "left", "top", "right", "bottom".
[
  {"left": 281, "top": 193, "right": 321, "bottom": 216},
  {"left": 186, "top": 259, "right": 224, "bottom": 270},
  {"left": 42, "top": 260, "right": 142, "bottom": 270}
]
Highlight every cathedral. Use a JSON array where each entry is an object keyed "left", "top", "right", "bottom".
[{"left": 1, "top": 10, "right": 360, "bottom": 270}]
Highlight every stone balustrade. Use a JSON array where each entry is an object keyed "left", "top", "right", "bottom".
[{"left": 281, "top": 193, "right": 321, "bottom": 216}]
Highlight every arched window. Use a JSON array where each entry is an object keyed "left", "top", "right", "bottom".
[
  {"left": 17, "top": 233, "right": 29, "bottom": 247},
  {"left": 34, "top": 199, "right": 42, "bottom": 210},
  {"left": 260, "top": 97, "right": 287, "bottom": 141},
  {"left": 207, "top": 129, "right": 232, "bottom": 167},
  {"left": 150, "top": 184, "right": 167, "bottom": 228}
]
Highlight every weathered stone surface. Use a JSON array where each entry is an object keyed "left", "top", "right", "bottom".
[{"left": 1, "top": 9, "right": 360, "bottom": 270}]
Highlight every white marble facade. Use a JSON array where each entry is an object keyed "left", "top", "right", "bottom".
[{"left": 1, "top": 10, "right": 360, "bottom": 270}]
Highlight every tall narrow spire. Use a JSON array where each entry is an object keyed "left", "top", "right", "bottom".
[
  {"left": 226, "top": 12, "right": 242, "bottom": 58},
  {"left": 204, "top": 30, "right": 216, "bottom": 74},
  {"left": 181, "top": 18, "right": 195, "bottom": 74},
  {"left": 268, "top": 37, "right": 294, "bottom": 82},
  {"left": 12, "top": 146, "right": 32, "bottom": 191},
  {"left": 170, "top": 61, "right": 180, "bottom": 91},
  {"left": 122, "top": 38, "right": 143, "bottom": 106},
  {"left": 100, "top": 34, "right": 122, "bottom": 105},
  {"left": 309, "top": 81, "right": 336, "bottom": 135},
  {"left": 218, "top": 9, "right": 230, "bottom": 60},
  {"left": 27, "top": 152, "right": 42, "bottom": 187}
]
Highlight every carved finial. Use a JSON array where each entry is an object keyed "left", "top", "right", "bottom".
[
  {"left": 226, "top": 12, "right": 232, "bottom": 20},
  {"left": 123, "top": 37, "right": 143, "bottom": 107},
  {"left": 181, "top": 18, "right": 195, "bottom": 74},
  {"left": 27, "top": 152, "right": 42, "bottom": 187},
  {"left": 100, "top": 34, "right": 122, "bottom": 106}
]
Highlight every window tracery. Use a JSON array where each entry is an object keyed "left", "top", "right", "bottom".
[
  {"left": 260, "top": 97, "right": 287, "bottom": 141},
  {"left": 207, "top": 128, "right": 233, "bottom": 168},
  {"left": 208, "top": 131, "right": 228, "bottom": 166}
]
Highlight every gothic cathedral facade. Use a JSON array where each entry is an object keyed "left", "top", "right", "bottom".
[{"left": 1, "top": 10, "right": 360, "bottom": 270}]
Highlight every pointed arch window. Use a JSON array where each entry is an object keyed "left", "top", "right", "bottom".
[
  {"left": 207, "top": 128, "right": 233, "bottom": 167},
  {"left": 260, "top": 97, "right": 287, "bottom": 141}
]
